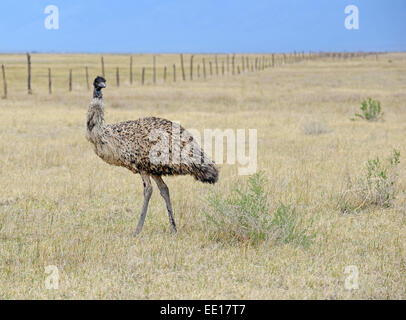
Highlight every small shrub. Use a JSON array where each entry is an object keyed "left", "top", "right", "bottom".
[
  {"left": 339, "top": 149, "right": 400, "bottom": 213},
  {"left": 205, "top": 171, "right": 314, "bottom": 247},
  {"left": 271, "top": 203, "right": 314, "bottom": 247},
  {"left": 353, "top": 98, "right": 384, "bottom": 122},
  {"left": 302, "top": 120, "right": 329, "bottom": 135}
]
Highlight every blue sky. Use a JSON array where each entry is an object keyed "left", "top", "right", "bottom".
[{"left": 0, "top": 0, "right": 405, "bottom": 53}]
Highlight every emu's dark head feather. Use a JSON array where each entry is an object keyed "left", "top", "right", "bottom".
[{"left": 93, "top": 76, "right": 106, "bottom": 89}]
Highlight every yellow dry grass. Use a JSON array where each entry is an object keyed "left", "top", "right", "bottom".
[{"left": 0, "top": 53, "right": 405, "bottom": 299}]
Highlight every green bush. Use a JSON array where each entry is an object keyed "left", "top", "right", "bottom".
[
  {"left": 205, "top": 171, "right": 314, "bottom": 247},
  {"left": 353, "top": 98, "right": 384, "bottom": 122},
  {"left": 339, "top": 149, "right": 400, "bottom": 212}
]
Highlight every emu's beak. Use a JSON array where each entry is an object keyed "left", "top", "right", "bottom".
[{"left": 99, "top": 82, "right": 106, "bottom": 88}]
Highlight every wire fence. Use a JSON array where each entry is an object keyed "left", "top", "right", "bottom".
[{"left": 0, "top": 51, "right": 380, "bottom": 99}]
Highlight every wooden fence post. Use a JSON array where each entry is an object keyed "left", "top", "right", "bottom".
[
  {"left": 242, "top": 56, "right": 245, "bottom": 72},
  {"left": 180, "top": 54, "right": 186, "bottom": 81},
  {"left": 141, "top": 67, "right": 145, "bottom": 85},
  {"left": 85, "top": 66, "right": 90, "bottom": 90},
  {"left": 153, "top": 56, "right": 156, "bottom": 84},
  {"left": 197, "top": 64, "right": 200, "bottom": 78},
  {"left": 221, "top": 60, "right": 225, "bottom": 76},
  {"left": 173, "top": 64, "right": 176, "bottom": 82},
  {"left": 48, "top": 68, "right": 52, "bottom": 94},
  {"left": 116, "top": 67, "right": 120, "bottom": 87},
  {"left": 1, "top": 64, "right": 7, "bottom": 99},
  {"left": 226, "top": 55, "right": 229, "bottom": 74},
  {"left": 203, "top": 58, "right": 206, "bottom": 80},
  {"left": 101, "top": 56, "right": 105, "bottom": 77},
  {"left": 215, "top": 55, "right": 219, "bottom": 76},
  {"left": 190, "top": 55, "right": 194, "bottom": 80},
  {"left": 130, "top": 56, "right": 133, "bottom": 84},
  {"left": 272, "top": 54, "right": 275, "bottom": 67},
  {"left": 27, "top": 53, "right": 32, "bottom": 94},
  {"left": 69, "top": 69, "right": 72, "bottom": 92},
  {"left": 232, "top": 54, "right": 235, "bottom": 75},
  {"left": 163, "top": 66, "right": 167, "bottom": 82}
]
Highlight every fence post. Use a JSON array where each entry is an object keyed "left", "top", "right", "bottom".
[
  {"left": 141, "top": 67, "right": 145, "bottom": 85},
  {"left": 215, "top": 55, "right": 219, "bottom": 76},
  {"left": 101, "top": 56, "right": 105, "bottom": 77},
  {"left": 48, "top": 68, "right": 52, "bottom": 94},
  {"left": 1, "top": 64, "right": 7, "bottom": 99},
  {"left": 190, "top": 55, "right": 194, "bottom": 80},
  {"left": 202, "top": 58, "right": 206, "bottom": 80},
  {"left": 242, "top": 56, "right": 245, "bottom": 72},
  {"left": 209, "top": 61, "right": 213, "bottom": 77},
  {"left": 130, "top": 56, "right": 133, "bottom": 84},
  {"left": 180, "top": 54, "right": 186, "bottom": 81},
  {"left": 163, "top": 65, "right": 167, "bottom": 82},
  {"left": 116, "top": 67, "right": 120, "bottom": 87},
  {"left": 153, "top": 56, "right": 156, "bottom": 84},
  {"left": 272, "top": 54, "right": 275, "bottom": 67},
  {"left": 85, "top": 66, "right": 90, "bottom": 90},
  {"left": 221, "top": 60, "right": 225, "bottom": 76},
  {"left": 69, "top": 69, "right": 72, "bottom": 92},
  {"left": 226, "top": 55, "right": 229, "bottom": 74},
  {"left": 232, "top": 54, "right": 235, "bottom": 75},
  {"left": 27, "top": 53, "right": 32, "bottom": 94},
  {"left": 197, "top": 64, "right": 200, "bottom": 78},
  {"left": 173, "top": 64, "right": 176, "bottom": 82}
]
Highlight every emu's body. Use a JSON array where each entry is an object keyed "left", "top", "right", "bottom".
[{"left": 85, "top": 76, "right": 218, "bottom": 234}]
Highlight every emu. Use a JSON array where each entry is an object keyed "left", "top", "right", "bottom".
[{"left": 86, "top": 76, "right": 219, "bottom": 235}]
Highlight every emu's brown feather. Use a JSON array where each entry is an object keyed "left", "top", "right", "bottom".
[{"left": 85, "top": 98, "right": 218, "bottom": 183}]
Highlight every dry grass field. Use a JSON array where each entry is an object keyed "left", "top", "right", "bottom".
[{"left": 0, "top": 52, "right": 405, "bottom": 299}]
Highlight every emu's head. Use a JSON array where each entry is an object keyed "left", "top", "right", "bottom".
[{"left": 93, "top": 76, "right": 106, "bottom": 98}]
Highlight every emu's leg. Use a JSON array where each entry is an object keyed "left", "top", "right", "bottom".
[
  {"left": 134, "top": 174, "right": 153, "bottom": 236},
  {"left": 152, "top": 175, "right": 177, "bottom": 233}
]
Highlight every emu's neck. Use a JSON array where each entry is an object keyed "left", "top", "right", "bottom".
[
  {"left": 86, "top": 96, "right": 105, "bottom": 141},
  {"left": 93, "top": 87, "right": 102, "bottom": 99}
]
